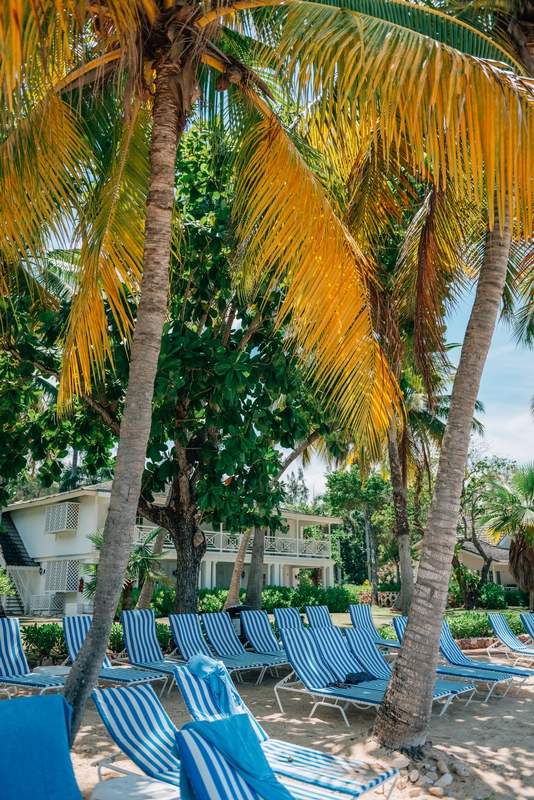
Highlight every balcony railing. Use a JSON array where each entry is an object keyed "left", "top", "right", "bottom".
[{"left": 134, "top": 526, "right": 331, "bottom": 559}]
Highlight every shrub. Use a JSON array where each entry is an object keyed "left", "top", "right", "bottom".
[
  {"left": 447, "top": 610, "right": 524, "bottom": 639},
  {"left": 478, "top": 583, "right": 507, "bottom": 610},
  {"left": 155, "top": 622, "right": 173, "bottom": 651},
  {"left": 505, "top": 588, "right": 529, "bottom": 606},
  {"left": 377, "top": 624, "right": 398, "bottom": 641},
  {"left": 108, "top": 622, "right": 125, "bottom": 654},
  {"left": 150, "top": 587, "right": 176, "bottom": 617},
  {"left": 21, "top": 623, "right": 66, "bottom": 657}
]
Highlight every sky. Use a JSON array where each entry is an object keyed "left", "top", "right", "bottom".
[{"left": 298, "top": 293, "right": 534, "bottom": 497}]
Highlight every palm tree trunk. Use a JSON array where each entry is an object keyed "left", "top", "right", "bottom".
[
  {"left": 136, "top": 528, "right": 167, "bottom": 610},
  {"left": 530, "top": 586, "right": 534, "bottom": 612},
  {"left": 223, "top": 531, "right": 251, "bottom": 610},
  {"left": 365, "top": 504, "right": 379, "bottom": 605},
  {"left": 387, "top": 420, "right": 414, "bottom": 614},
  {"left": 62, "top": 62, "right": 188, "bottom": 739},
  {"left": 246, "top": 527, "right": 265, "bottom": 609},
  {"left": 373, "top": 197, "right": 511, "bottom": 752}
]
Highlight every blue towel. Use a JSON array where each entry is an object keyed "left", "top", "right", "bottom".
[
  {"left": 177, "top": 714, "right": 294, "bottom": 800},
  {"left": 187, "top": 654, "right": 243, "bottom": 716},
  {"left": 0, "top": 693, "right": 82, "bottom": 800}
]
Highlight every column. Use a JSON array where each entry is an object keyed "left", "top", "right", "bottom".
[
  {"left": 210, "top": 560, "right": 216, "bottom": 589},
  {"left": 199, "top": 560, "right": 207, "bottom": 589}
]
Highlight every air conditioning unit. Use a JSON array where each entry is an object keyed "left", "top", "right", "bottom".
[{"left": 44, "top": 502, "right": 80, "bottom": 535}]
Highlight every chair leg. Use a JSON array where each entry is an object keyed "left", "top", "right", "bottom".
[
  {"left": 384, "top": 774, "right": 399, "bottom": 800},
  {"left": 255, "top": 667, "right": 267, "bottom": 686}
]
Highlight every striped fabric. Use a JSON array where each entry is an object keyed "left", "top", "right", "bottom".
[
  {"left": 349, "top": 605, "right": 400, "bottom": 650},
  {"left": 520, "top": 613, "right": 534, "bottom": 641},
  {"left": 273, "top": 607, "right": 302, "bottom": 629},
  {"left": 240, "top": 610, "right": 283, "bottom": 654},
  {"left": 489, "top": 614, "right": 534, "bottom": 658},
  {"left": 92, "top": 684, "right": 181, "bottom": 785},
  {"left": 63, "top": 615, "right": 167, "bottom": 687},
  {"left": 0, "top": 617, "right": 65, "bottom": 693},
  {"left": 311, "top": 627, "right": 385, "bottom": 686},
  {"left": 202, "top": 613, "right": 286, "bottom": 668},
  {"left": 441, "top": 620, "right": 534, "bottom": 677},
  {"left": 169, "top": 614, "right": 213, "bottom": 659},
  {"left": 306, "top": 606, "right": 332, "bottom": 629},
  {"left": 121, "top": 609, "right": 179, "bottom": 676},
  {"left": 345, "top": 627, "right": 391, "bottom": 680},
  {"left": 392, "top": 616, "right": 407, "bottom": 641}
]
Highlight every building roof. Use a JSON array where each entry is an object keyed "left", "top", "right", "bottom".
[
  {"left": 0, "top": 512, "right": 38, "bottom": 567},
  {"left": 460, "top": 539, "right": 509, "bottom": 563}
]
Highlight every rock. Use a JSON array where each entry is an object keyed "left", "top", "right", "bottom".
[
  {"left": 397, "top": 779, "right": 407, "bottom": 790},
  {"left": 436, "top": 761, "right": 449, "bottom": 775},
  {"left": 375, "top": 784, "right": 385, "bottom": 794},
  {"left": 424, "top": 776, "right": 435, "bottom": 785},
  {"left": 451, "top": 763, "right": 468, "bottom": 777},
  {"left": 409, "top": 770, "right": 419, "bottom": 783},
  {"left": 394, "top": 756, "right": 411, "bottom": 770},
  {"left": 434, "top": 773, "right": 453, "bottom": 789},
  {"left": 427, "top": 766, "right": 437, "bottom": 773},
  {"left": 428, "top": 788, "right": 445, "bottom": 798},
  {"left": 408, "top": 791, "right": 421, "bottom": 798},
  {"left": 423, "top": 763, "right": 431, "bottom": 769}
]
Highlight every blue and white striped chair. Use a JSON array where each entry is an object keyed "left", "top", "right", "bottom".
[
  {"left": 393, "top": 616, "right": 513, "bottom": 701},
  {"left": 0, "top": 617, "right": 65, "bottom": 697},
  {"left": 306, "top": 606, "right": 333, "bottom": 628},
  {"left": 520, "top": 613, "right": 534, "bottom": 642},
  {"left": 488, "top": 614, "right": 534, "bottom": 666},
  {"left": 176, "top": 719, "right": 399, "bottom": 800},
  {"left": 441, "top": 620, "right": 533, "bottom": 693},
  {"left": 277, "top": 626, "right": 385, "bottom": 726},
  {"left": 202, "top": 612, "right": 287, "bottom": 683},
  {"left": 273, "top": 607, "right": 303, "bottom": 630},
  {"left": 345, "top": 627, "right": 476, "bottom": 711},
  {"left": 121, "top": 610, "right": 182, "bottom": 692},
  {"left": 63, "top": 615, "right": 167, "bottom": 693},
  {"left": 174, "top": 664, "right": 397, "bottom": 797},
  {"left": 92, "top": 683, "right": 181, "bottom": 784},
  {"left": 349, "top": 604, "right": 400, "bottom": 651},
  {"left": 240, "top": 610, "right": 286, "bottom": 656}
]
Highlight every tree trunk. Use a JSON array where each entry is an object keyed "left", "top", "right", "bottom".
[
  {"left": 170, "top": 514, "right": 206, "bottom": 614},
  {"left": 387, "top": 420, "right": 414, "bottom": 614},
  {"left": 62, "top": 61, "right": 189, "bottom": 739},
  {"left": 122, "top": 581, "right": 134, "bottom": 611},
  {"left": 530, "top": 586, "right": 534, "bottom": 612},
  {"left": 365, "top": 503, "right": 379, "bottom": 605},
  {"left": 223, "top": 531, "right": 251, "bottom": 609},
  {"left": 136, "top": 528, "right": 167, "bottom": 610},
  {"left": 373, "top": 197, "right": 511, "bottom": 753},
  {"left": 246, "top": 527, "right": 265, "bottom": 609},
  {"left": 451, "top": 554, "right": 478, "bottom": 609}
]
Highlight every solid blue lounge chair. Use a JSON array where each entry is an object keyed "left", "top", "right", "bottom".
[
  {"left": 202, "top": 612, "right": 287, "bottom": 683},
  {"left": 63, "top": 615, "right": 167, "bottom": 693},
  {"left": 349, "top": 604, "right": 400, "bottom": 651},
  {"left": 393, "top": 616, "right": 514, "bottom": 701},
  {"left": 121, "top": 609, "right": 182, "bottom": 692},
  {"left": 240, "top": 609, "right": 287, "bottom": 655},
  {"left": 1, "top": 693, "right": 83, "bottom": 800},
  {"left": 440, "top": 620, "right": 533, "bottom": 693},
  {"left": 277, "top": 626, "right": 386, "bottom": 725},
  {"left": 306, "top": 605, "right": 333, "bottom": 628},
  {"left": 488, "top": 614, "right": 534, "bottom": 666},
  {"left": 273, "top": 607, "right": 303, "bottom": 629},
  {"left": 520, "top": 613, "right": 534, "bottom": 642},
  {"left": 174, "top": 663, "right": 397, "bottom": 798},
  {"left": 0, "top": 617, "right": 66, "bottom": 697},
  {"left": 176, "top": 714, "right": 399, "bottom": 800}
]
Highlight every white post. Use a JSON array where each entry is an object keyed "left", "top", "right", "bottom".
[{"left": 210, "top": 560, "right": 216, "bottom": 589}]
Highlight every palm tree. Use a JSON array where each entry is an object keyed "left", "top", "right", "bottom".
[
  {"left": 5, "top": 1, "right": 534, "bottom": 739},
  {"left": 482, "top": 465, "right": 534, "bottom": 610}
]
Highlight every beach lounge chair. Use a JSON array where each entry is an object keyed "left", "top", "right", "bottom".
[
  {"left": 176, "top": 714, "right": 399, "bottom": 800},
  {"left": 174, "top": 662, "right": 398, "bottom": 798},
  {"left": 306, "top": 605, "right": 333, "bottom": 628},
  {"left": 344, "top": 627, "right": 477, "bottom": 708},
  {"left": 440, "top": 620, "right": 533, "bottom": 693},
  {"left": 348, "top": 604, "right": 400, "bottom": 651},
  {"left": 202, "top": 612, "right": 287, "bottom": 683},
  {"left": 393, "top": 617, "right": 514, "bottom": 701},
  {"left": 63, "top": 615, "right": 167, "bottom": 693},
  {"left": 488, "top": 614, "right": 534, "bottom": 666},
  {"left": 240, "top": 609, "right": 287, "bottom": 656},
  {"left": 520, "top": 613, "right": 534, "bottom": 642},
  {"left": 121, "top": 609, "right": 182, "bottom": 692},
  {"left": 273, "top": 606, "right": 303, "bottom": 629},
  {"left": 0, "top": 617, "right": 66, "bottom": 697},
  {"left": 276, "top": 626, "right": 387, "bottom": 725}
]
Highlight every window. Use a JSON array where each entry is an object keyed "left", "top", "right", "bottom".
[
  {"left": 496, "top": 571, "right": 501, "bottom": 585},
  {"left": 44, "top": 560, "right": 80, "bottom": 592},
  {"left": 44, "top": 503, "right": 79, "bottom": 534}
]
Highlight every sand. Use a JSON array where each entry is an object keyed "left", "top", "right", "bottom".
[{"left": 71, "top": 657, "right": 534, "bottom": 800}]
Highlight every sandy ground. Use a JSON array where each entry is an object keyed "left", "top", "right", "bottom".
[{"left": 71, "top": 655, "right": 534, "bottom": 800}]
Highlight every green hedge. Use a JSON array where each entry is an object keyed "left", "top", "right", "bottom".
[
  {"left": 446, "top": 610, "right": 524, "bottom": 639},
  {"left": 20, "top": 621, "right": 174, "bottom": 658}
]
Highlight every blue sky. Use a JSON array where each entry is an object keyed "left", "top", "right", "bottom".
[{"left": 300, "top": 294, "right": 534, "bottom": 497}]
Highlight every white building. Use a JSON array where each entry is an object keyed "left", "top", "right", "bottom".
[{"left": 0, "top": 482, "right": 341, "bottom": 616}]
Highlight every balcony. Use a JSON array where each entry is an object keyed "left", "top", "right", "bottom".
[{"left": 134, "top": 526, "right": 331, "bottom": 559}]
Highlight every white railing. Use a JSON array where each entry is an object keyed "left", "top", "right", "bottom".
[{"left": 134, "top": 526, "right": 331, "bottom": 558}]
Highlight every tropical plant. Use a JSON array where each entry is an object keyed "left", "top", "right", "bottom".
[{"left": 482, "top": 464, "right": 534, "bottom": 610}]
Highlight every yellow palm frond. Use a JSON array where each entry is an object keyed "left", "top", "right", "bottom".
[
  {"left": 233, "top": 113, "right": 399, "bottom": 445},
  {"left": 277, "top": 5, "right": 534, "bottom": 235},
  {"left": 59, "top": 100, "right": 150, "bottom": 405}
]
